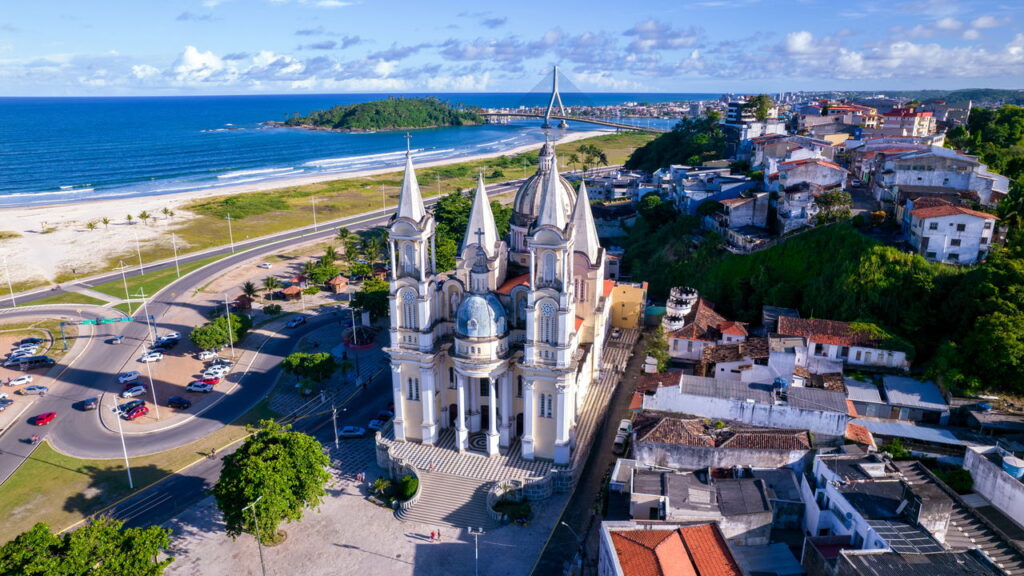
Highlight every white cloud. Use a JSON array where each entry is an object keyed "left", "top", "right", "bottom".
[
  {"left": 971, "top": 15, "right": 1008, "bottom": 29},
  {"left": 131, "top": 64, "right": 160, "bottom": 79},
  {"left": 963, "top": 29, "right": 980, "bottom": 40},
  {"left": 315, "top": 0, "right": 352, "bottom": 6},
  {"left": 784, "top": 31, "right": 816, "bottom": 54},
  {"left": 172, "top": 45, "right": 226, "bottom": 83},
  {"left": 935, "top": 17, "right": 962, "bottom": 30}
]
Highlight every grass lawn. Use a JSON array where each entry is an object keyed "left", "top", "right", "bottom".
[
  {"left": 0, "top": 319, "right": 79, "bottom": 363},
  {"left": 0, "top": 399, "right": 279, "bottom": 543},
  {"left": 16, "top": 292, "right": 108, "bottom": 308},
  {"left": 88, "top": 253, "right": 228, "bottom": 300},
  {"left": 110, "top": 302, "right": 136, "bottom": 316}
]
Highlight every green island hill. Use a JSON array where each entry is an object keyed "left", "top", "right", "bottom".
[{"left": 280, "top": 96, "right": 483, "bottom": 132}]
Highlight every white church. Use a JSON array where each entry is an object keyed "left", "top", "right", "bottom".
[{"left": 384, "top": 141, "right": 609, "bottom": 465}]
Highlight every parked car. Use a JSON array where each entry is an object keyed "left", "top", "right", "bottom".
[
  {"left": 118, "top": 399, "right": 145, "bottom": 414},
  {"left": 375, "top": 410, "right": 395, "bottom": 422},
  {"left": 121, "top": 385, "right": 147, "bottom": 399},
  {"left": 108, "top": 335, "right": 124, "bottom": 345},
  {"left": 611, "top": 328, "right": 622, "bottom": 339},
  {"left": 203, "top": 366, "right": 230, "bottom": 378},
  {"left": 5, "top": 356, "right": 55, "bottom": 370},
  {"left": 285, "top": 316, "right": 306, "bottom": 329},
  {"left": 118, "top": 371, "right": 141, "bottom": 384},
  {"left": 186, "top": 382, "right": 214, "bottom": 393},
  {"left": 338, "top": 426, "right": 366, "bottom": 438},
  {"left": 124, "top": 405, "right": 149, "bottom": 421},
  {"left": 18, "top": 385, "right": 48, "bottom": 396},
  {"left": 851, "top": 178, "right": 863, "bottom": 187},
  {"left": 257, "top": 262, "right": 272, "bottom": 269},
  {"left": 139, "top": 351, "right": 163, "bottom": 363},
  {"left": 210, "top": 358, "right": 233, "bottom": 367},
  {"left": 167, "top": 396, "right": 192, "bottom": 409},
  {"left": 149, "top": 341, "right": 176, "bottom": 352},
  {"left": 368, "top": 419, "right": 387, "bottom": 431},
  {"left": 159, "top": 332, "right": 182, "bottom": 342},
  {"left": 198, "top": 377, "right": 221, "bottom": 385},
  {"left": 81, "top": 397, "right": 99, "bottom": 411},
  {"left": 33, "top": 411, "right": 57, "bottom": 426},
  {"left": 8, "top": 351, "right": 34, "bottom": 360},
  {"left": 617, "top": 419, "right": 633, "bottom": 435},
  {"left": 0, "top": 398, "right": 13, "bottom": 411},
  {"left": 197, "top": 350, "right": 218, "bottom": 361},
  {"left": 612, "top": 432, "right": 628, "bottom": 455},
  {"left": 19, "top": 337, "right": 45, "bottom": 345},
  {"left": 13, "top": 345, "right": 39, "bottom": 354},
  {"left": 7, "top": 375, "right": 33, "bottom": 387}
]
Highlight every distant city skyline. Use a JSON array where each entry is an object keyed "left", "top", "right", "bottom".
[{"left": 0, "top": 0, "right": 1021, "bottom": 96}]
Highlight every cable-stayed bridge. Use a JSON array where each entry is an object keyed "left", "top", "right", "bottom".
[{"left": 479, "top": 66, "right": 670, "bottom": 134}]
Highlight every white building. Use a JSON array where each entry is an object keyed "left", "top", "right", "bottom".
[
  {"left": 661, "top": 287, "right": 747, "bottom": 362},
  {"left": 385, "top": 142, "right": 607, "bottom": 464},
  {"left": 776, "top": 317, "right": 910, "bottom": 371},
  {"left": 907, "top": 201, "right": 999, "bottom": 264},
  {"left": 873, "top": 146, "right": 1009, "bottom": 207}
]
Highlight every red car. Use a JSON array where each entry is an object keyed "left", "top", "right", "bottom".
[
  {"left": 199, "top": 377, "right": 221, "bottom": 385},
  {"left": 33, "top": 412, "right": 56, "bottom": 426},
  {"left": 124, "top": 405, "right": 149, "bottom": 421}
]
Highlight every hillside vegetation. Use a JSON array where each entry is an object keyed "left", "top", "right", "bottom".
[{"left": 284, "top": 97, "right": 482, "bottom": 131}]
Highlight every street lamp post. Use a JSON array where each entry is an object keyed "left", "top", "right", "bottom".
[
  {"left": 312, "top": 195, "right": 318, "bottom": 233},
  {"left": 332, "top": 404, "right": 339, "bottom": 449},
  {"left": 171, "top": 233, "right": 181, "bottom": 278},
  {"left": 243, "top": 496, "right": 267, "bottom": 576},
  {"left": 224, "top": 295, "right": 235, "bottom": 359},
  {"left": 119, "top": 260, "right": 133, "bottom": 316},
  {"left": 468, "top": 527, "right": 485, "bottom": 576},
  {"left": 131, "top": 231, "right": 144, "bottom": 275},
  {"left": 2, "top": 256, "right": 15, "bottom": 307},
  {"left": 138, "top": 292, "right": 161, "bottom": 420},
  {"left": 349, "top": 307, "right": 361, "bottom": 386},
  {"left": 110, "top": 405, "right": 134, "bottom": 489},
  {"left": 560, "top": 521, "right": 586, "bottom": 572},
  {"left": 226, "top": 214, "right": 236, "bottom": 253}
]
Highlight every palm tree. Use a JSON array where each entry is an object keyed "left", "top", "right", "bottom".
[
  {"left": 100, "top": 217, "right": 110, "bottom": 230},
  {"left": 85, "top": 221, "right": 98, "bottom": 231},
  {"left": 336, "top": 227, "right": 351, "bottom": 242},
  {"left": 262, "top": 276, "right": 280, "bottom": 299},
  {"left": 323, "top": 245, "right": 338, "bottom": 262},
  {"left": 125, "top": 214, "right": 134, "bottom": 225},
  {"left": 567, "top": 153, "right": 580, "bottom": 173},
  {"left": 138, "top": 211, "right": 151, "bottom": 225},
  {"left": 302, "top": 259, "right": 318, "bottom": 278},
  {"left": 161, "top": 207, "right": 171, "bottom": 219},
  {"left": 338, "top": 357, "right": 354, "bottom": 383},
  {"left": 167, "top": 210, "right": 175, "bottom": 219},
  {"left": 241, "top": 281, "right": 259, "bottom": 300}
]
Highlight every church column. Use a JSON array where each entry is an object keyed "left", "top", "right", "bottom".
[
  {"left": 420, "top": 367, "right": 437, "bottom": 445},
  {"left": 389, "top": 240, "right": 397, "bottom": 281},
  {"left": 529, "top": 249, "right": 536, "bottom": 286},
  {"left": 419, "top": 239, "right": 427, "bottom": 282},
  {"left": 391, "top": 365, "right": 406, "bottom": 441},
  {"left": 499, "top": 371, "right": 511, "bottom": 448},
  {"left": 486, "top": 376, "right": 499, "bottom": 456},
  {"left": 554, "top": 383, "right": 571, "bottom": 465},
  {"left": 430, "top": 234, "right": 437, "bottom": 275},
  {"left": 455, "top": 373, "right": 468, "bottom": 452},
  {"left": 522, "top": 380, "right": 536, "bottom": 460},
  {"left": 469, "top": 377, "right": 481, "bottom": 433}
]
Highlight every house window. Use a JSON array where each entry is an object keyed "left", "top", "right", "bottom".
[
  {"left": 855, "top": 350, "right": 862, "bottom": 361},
  {"left": 814, "top": 343, "right": 825, "bottom": 356},
  {"left": 672, "top": 340, "right": 679, "bottom": 351},
  {"left": 865, "top": 352, "right": 872, "bottom": 363},
  {"left": 981, "top": 237, "right": 989, "bottom": 245},
  {"left": 840, "top": 346, "right": 850, "bottom": 358},
  {"left": 984, "top": 221, "right": 993, "bottom": 229},
  {"left": 949, "top": 253, "right": 960, "bottom": 262},
  {"left": 956, "top": 224, "right": 966, "bottom": 232},
  {"left": 928, "top": 222, "right": 938, "bottom": 231},
  {"left": 687, "top": 341, "right": 693, "bottom": 353},
  {"left": 407, "top": 378, "right": 420, "bottom": 401},
  {"left": 926, "top": 251, "right": 937, "bottom": 259},
  {"left": 951, "top": 239, "right": 961, "bottom": 247}
]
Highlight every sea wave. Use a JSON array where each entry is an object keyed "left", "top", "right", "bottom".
[{"left": 217, "top": 167, "right": 295, "bottom": 179}]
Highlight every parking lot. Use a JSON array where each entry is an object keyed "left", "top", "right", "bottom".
[{"left": 0, "top": 329, "right": 60, "bottom": 433}]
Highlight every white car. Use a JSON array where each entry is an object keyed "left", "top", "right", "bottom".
[
  {"left": 338, "top": 426, "right": 367, "bottom": 438},
  {"left": 19, "top": 385, "right": 48, "bottom": 396},
  {"left": 7, "top": 375, "right": 33, "bottom": 387},
  {"left": 13, "top": 345, "right": 39, "bottom": 354},
  {"left": 202, "top": 368, "right": 229, "bottom": 380},
  {"left": 210, "top": 358, "right": 233, "bottom": 367},
  {"left": 118, "top": 371, "right": 141, "bottom": 384},
  {"left": 139, "top": 351, "right": 163, "bottom": 363},
  {"left": 121, "top": 385, "right": 147, "bottom": 399},
  {"left": 186, "top": 382, "right": 214, "bottom": 393},
  {"left": 197, "top": 350, "right": 218, "bottom": 361},
  {"left": 160, "top": 332, "right": 182, "bottom": 341},
  {"left": 257, "top": 263, "right": 272, "bottom": 269}
]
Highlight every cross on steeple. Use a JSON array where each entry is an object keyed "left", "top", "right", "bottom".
[
  {"left": 474, "top": 227, "right": 486, "bottom": 245},
  {"left": 405, "top": 132, "right": 412, "bottom": 154}
]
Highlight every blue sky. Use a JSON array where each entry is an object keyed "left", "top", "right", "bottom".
[{"left": 0, "top": 0, "right": 1021, "bottom": 95}]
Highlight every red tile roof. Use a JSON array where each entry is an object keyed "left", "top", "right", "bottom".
[
  {"left": 911, "top": 204, "right": 998, "bottom": 221},
  {"left": 777, "top": 316, "right": 880, "bottom": 348},
  {"left": 845, "top": 422, "right": 875, "bottom": 447},
  {"left": 718, "top": 430, "right": 812, "bottom": 450},
  {"left": 575, "top": 316, "right": 584, "bottom": 331},
  {"left": 718, "top": 321, "right": 748, "bottom": 337},
  {"left": 910, "top": 197, "right": 954, "bottom": 210},
  {"left": 635, "top": 372, "right": 682, "bottom": 392},
  {"left": 496, "top": 273, "right": 530, "bottom": 295},
  {"left": 779, "top": 158, "right": 846, "bottom": 172},
  {"left": 629, "top": 392, "right": 644, "bottom": 411},
  {"left": 604, "top": 279, "right": 616, "bottom": 298},
  {"left": 609, "top": 524, "right": 741, "bottom": 576},
  {"left": 719, "top": 197, "right": 750, "bottom": 207},
  {"left": 667, "top": 298, "right": 728, "bottom": 341},
  {"left": 281, "top": 285, "right": 303, "bottom": 295},
  {"left": 846, "top": 400, "right": 860, "bottom": 418}
]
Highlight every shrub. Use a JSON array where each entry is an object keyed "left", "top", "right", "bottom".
[
  {"left": 935, "top": 468, "right": 974, "bottom": 494},
  {"left": 399, "top": 475, "right": 419, "bottom": 500},
  {"left": 263, "top": 304, "right": 282, "bottom": 316},
  {"left": 372, "top": 477, "right": 392, "bottom": 498},
  {"left": 494, "top": 498, "right": 531, "bottom": 521},
  {"left": 302, "top": 286, "right": 320, "bottom": 295}
]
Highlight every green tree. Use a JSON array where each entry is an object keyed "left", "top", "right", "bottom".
[
  {"left": 308, "top": 263, "right": 340, "bottom": 285},
  {"left": 0, "top": 518, "right": 172, "bottom": 576},
  {"left": 576, "top": 143, "right": 609, "bottom": 176},
  {"left": 100, "top": 217, "right": 110, "bottom": 230},
  {"left": 189, "top": 313, "right": 252, "bottom": 351},
  {"left": 625, "top": 116, "right": 727, "bottom": 172},
  {"left": 323, "top": 245, "right": 338, "bottom": 262},
  {"left": 646, "top": 325, "right": 670, "bottom": 373},
  {"left": 349, "top": 261, "right": 372, "bottom": 278},
  {"left": 212, "top": 420, "right": 331, "bottom": 545},
  {"left": 262, "top": 275, "right": 280, "bottom": 298},
  {"left": 282, "top": 352, "right": 339, "bottom": 382},
  {"left": 352, "top": 276, "right": 390, "bottom": 319},
  {"left": 138, "top": 211, "right": 151, "bottom": 225},
  {"left": 337, "top": 227, "right": 352, "bottom": 242},
  {"left": 125, "top": 214, "right": 133, "bottom": 225},
  {"left": 815, "top": 189, "right": 853, "bottom": 224},
  {"left": 85, "top": 221, "right": 98, "bottom": 231},
  {"left": 241, "top": 281, "right": 259, "bottom": 300},
  {"left": 490, "top": 200, "right": 512, "bottom": 238},
  {"left": 744, "top": 94, "right": 774, "bottom": 121}
]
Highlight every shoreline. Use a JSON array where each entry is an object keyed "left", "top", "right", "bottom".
[{"left": 0, "top": 130, "right": 615, "bottom": 288}]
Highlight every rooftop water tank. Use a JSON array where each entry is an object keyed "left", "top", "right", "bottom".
[{"left": 1003, "top": 455, "right": 1024, "bottom": 479}]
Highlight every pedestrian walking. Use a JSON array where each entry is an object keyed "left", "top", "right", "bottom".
[
  {"left": 430, "top": 530, "right": 436, "bottom": 542},
  {"left": 437, "top": 528, "right": 441, "bottom": 543}
]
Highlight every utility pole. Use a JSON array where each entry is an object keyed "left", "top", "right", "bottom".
[
  {"left": 243, "top": 496, "right": 267, "bottom": 576},
  {"left": 171, "top": 233, "right": 181, "bottom": 278},
  {"left": 111, "top": 404, "right": 134, "bottom": 489},
  {"left": 468, "top": 527, "right": 485, "bottom": 576},
  {"left": 381, "top": 185, "right": 386, "bottom": 213},
  {"left": 119, "top": 260, "right": 133, "bottom": 316},
  {"left": 138, "top": 291, "right": 161, "bottom": 420},
  {"left": 224, "top": 295, "right": 235, "bottom": 359},
  {"left": 332, "top": 404, "right": 339, "bottom": 449},
  {"left": 226, "top": 213, "right": 235, "bottom": 253},
  {"left": 2, "top": 256, "right": 15, "bottom": 307},
  {"left": 312, "top": 195, "right": 318, "bottom": 233}
]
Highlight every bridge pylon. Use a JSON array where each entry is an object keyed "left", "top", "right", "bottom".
[{"left": 543, "top": 65, "right": 568, "bottom": 130}]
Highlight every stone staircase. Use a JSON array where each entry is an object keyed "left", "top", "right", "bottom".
[{"left": 395, "top": 470, "right": 500, "bottom": 530}]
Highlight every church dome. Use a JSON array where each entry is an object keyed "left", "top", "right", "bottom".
[
  {"left": 511, "top": 142, "right": 576, "bottom": 227},
  {"left": 455, "top": 292, "right": 508, "bottom": 339}
]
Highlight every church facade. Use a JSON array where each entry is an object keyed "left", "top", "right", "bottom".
[{"left": 384, "top": 142, "right": 608, "bottom": 465}]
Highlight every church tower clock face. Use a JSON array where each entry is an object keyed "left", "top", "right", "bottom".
[{"left": 402, "top": 290, "right": 415, "bottom": 302}]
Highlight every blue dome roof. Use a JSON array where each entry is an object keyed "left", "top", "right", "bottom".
[{"left": 456, "top": 292, "right": 508, "bottom": 339}]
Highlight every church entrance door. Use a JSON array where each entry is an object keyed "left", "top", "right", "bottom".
[
  {"left": 480, "top": 406, "right": 489, "bottom": 430},
  {"left": 516, "top": 413, "right": 524, "bottom": 436},
  {"left": 448, "top": 404, "right": 457, "bottom": 427}
]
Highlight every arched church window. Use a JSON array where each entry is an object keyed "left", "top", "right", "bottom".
[
  {"left": 402, "top": 243, "right": 416, "bottom": 276},
  {"left": 540, "top": 302, "right": 556, "bottom": 344},
  {"left": 542, "top": 252, "right": 556, "bottom": 284}
]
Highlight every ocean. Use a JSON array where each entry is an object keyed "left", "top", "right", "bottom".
[{"left": 0, "top": 92, "right": 714, "bottom": 207}]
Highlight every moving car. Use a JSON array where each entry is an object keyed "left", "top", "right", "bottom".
[
  {"left": 257, "top": 262, "right": 272, "bottom": 269},
  {"left": 186, "top": 382, "right": 214, "bottom": 393},
  {"left": 81, "top": 397, "right": 98, "bottom": 411},
  {"left": 167, "top": 396, "right": 192, "bottom": 409},
  {"left": 7, "top": 375, "right": 33, "bottom": 387},
  {"left": 18, "top": 385, "right": 48, "bottom": 396},
  {"left": 285, "top": 316, "right": 306, "bottom": 329},
  {"left": 118, "top": 371, "right": 141, "bottom": 384},
  {"left": 197, "top": 350, "right": 218, "bottom": 361},
  {"left": 118, "top": 399, "right": 145, "bottom": 414},
  {"left": 121, "top": 385, "right": 147, "bottom": 399},
  {"left": 139, "top": 351, "right": 163, "bottom": 363},
  {"left": 124, "top": 405, "right": 149, "bottom": 421},
  {"left": 32, "top": 412, "right": 57, "bottom": 426},
  {"left": 338, "top": 426, "right": 366, "bottom": 438},
  {"left": 108, "top": 335, "right": 124, "bottom": 345}
]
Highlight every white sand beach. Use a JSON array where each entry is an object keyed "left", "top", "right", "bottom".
[{"left": 0, "top": 130, "right": 611, "bottom": 288}]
